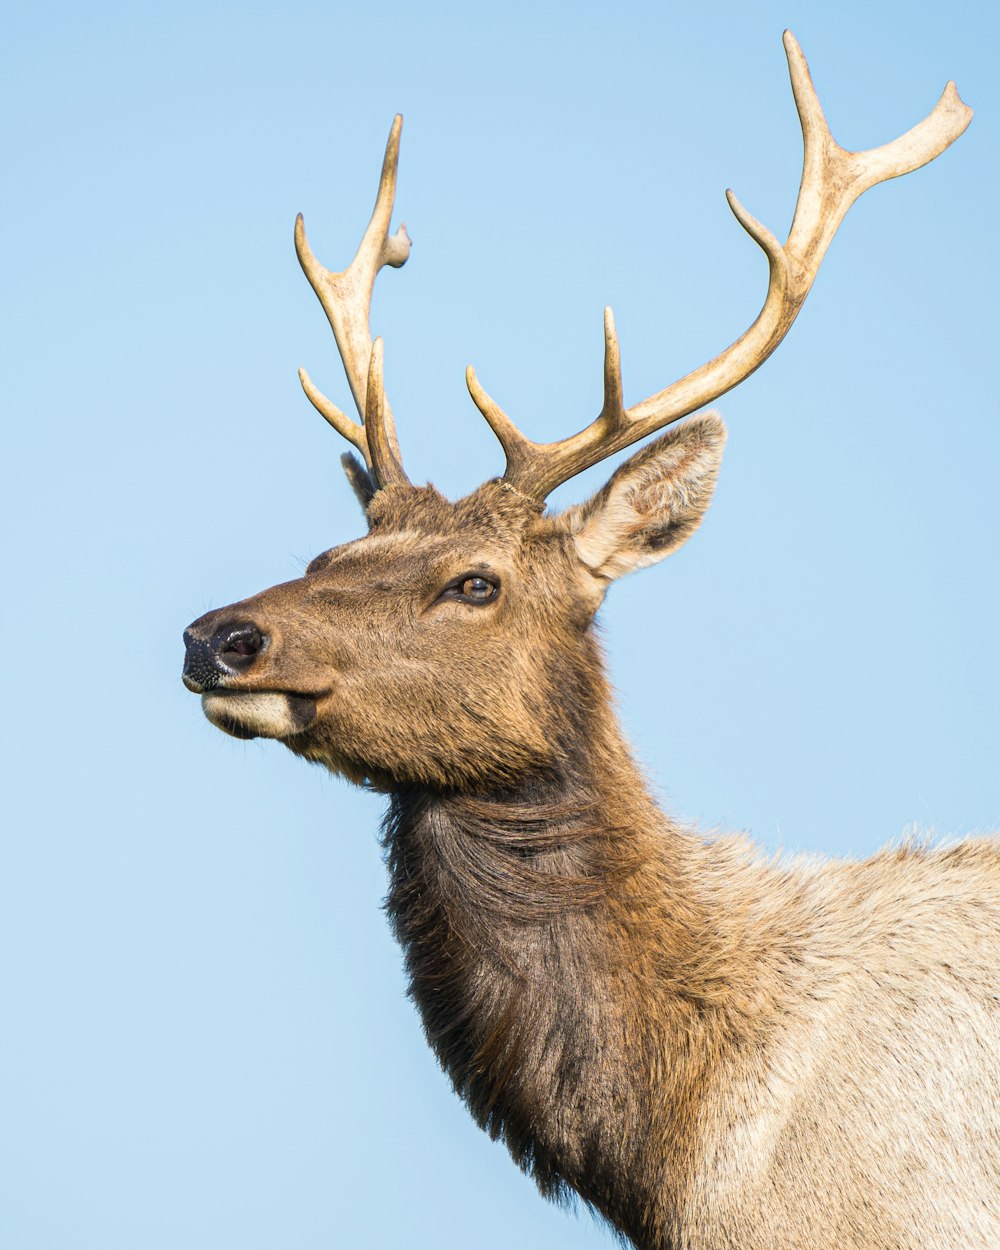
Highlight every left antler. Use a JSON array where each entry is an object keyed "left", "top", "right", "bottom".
[
  {"left": 295, "top": 115, "right": 412, "bottom": 488},
  {"left": 466, "top": 31, "right": 972, "bottom": 502}
]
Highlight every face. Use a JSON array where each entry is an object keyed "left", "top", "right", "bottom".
[
  {"left": 182, "top": 481, "right": 604, "bottom": 791},
  {"left": 183, "top": 415, "right": 726, "bottom": 790}
]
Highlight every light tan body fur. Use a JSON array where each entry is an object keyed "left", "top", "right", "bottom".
[{"left": 654, "top": 830, "right": 1000, "bottom": 1248}]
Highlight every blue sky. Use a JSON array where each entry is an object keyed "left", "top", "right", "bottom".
[{"left": 2, "top": 2, "right": 996, "bottom": 1248}]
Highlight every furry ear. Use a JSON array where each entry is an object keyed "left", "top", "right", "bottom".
[
  {"left": 559, "top": 413, "right": 726, "bottom": 582},
  {"left": 340, "top": 452, "right": 377, "bottom": 512}
]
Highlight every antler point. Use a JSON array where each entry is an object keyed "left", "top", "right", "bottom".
[
  {"left": 943, "top": 80, "right": 973, "bottom": 120},
  {"left": 782, "top": 30, "right": 805, "bottom": 63},
  {"left": 294, "top": 212, "right": 314, "bottom": 266}
]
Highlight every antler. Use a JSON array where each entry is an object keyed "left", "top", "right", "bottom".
[
  {"left": 295, "top": 115, "right": 412, "bottom": 488},
  {"left": 467, "top": 32, "right": 973, "bottom": 501}
]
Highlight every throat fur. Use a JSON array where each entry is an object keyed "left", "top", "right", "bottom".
[{"left": 381, "top": 779, "right": 730, "bottom": 1248}]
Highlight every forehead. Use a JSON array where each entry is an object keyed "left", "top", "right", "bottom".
[
  {"left": 369, "top": 479, "right": 541, "bottom": 533},
  {"left": 312, "top": 528, "right": 499, "bottom": 577},
  {"left": 312, "top": 479, "right": 549, "bottom": 574}
]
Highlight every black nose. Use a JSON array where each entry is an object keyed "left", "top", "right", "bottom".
[{"left": 182, "top": 622, "right": 267, "bottom": 691}]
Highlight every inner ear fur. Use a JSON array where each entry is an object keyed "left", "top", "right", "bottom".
[{"left": 560, "top": 412, "right": 727, "bottom": 582}]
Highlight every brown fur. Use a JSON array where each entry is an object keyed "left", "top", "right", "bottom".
[{"left": 184, "top": 415, "right": 1000, "bottom": 1249}]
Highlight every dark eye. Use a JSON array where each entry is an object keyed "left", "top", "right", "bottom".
[
  {"left": 462, "top": 576, "right": 495, "bottom": 600},
  {"left": 442, "top": 574, "right": 499, "bottom": 604}
]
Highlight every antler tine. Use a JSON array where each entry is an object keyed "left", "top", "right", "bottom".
[
  {"left": 782, "top": 31, "right": 971, "bottom": 269},
  {"left": 365, "top": 338, "right": 408, "bottom": 486},
  {"left": 469, "top": 32, "right": 972, "bottom": 502},
  {"left": 465, "top": 305, "right": 628, "bottom": 491},
  {"left": 295, "top": 115, "right": 412, "bottom": 486}
]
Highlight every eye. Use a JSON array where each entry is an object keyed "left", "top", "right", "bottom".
[
  {"left": 441, "top": 573, "right": 500, "bottom": 605},
  {"left": 462, "top": 576, "right": 495, "bottom": 600}
]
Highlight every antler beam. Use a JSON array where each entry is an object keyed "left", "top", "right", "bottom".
[
  {"left": 296, "top": 115, "right": 412, "bottom": 487},
  {"left": 467, "top": 32, "right": 972, "bottom": 501}
]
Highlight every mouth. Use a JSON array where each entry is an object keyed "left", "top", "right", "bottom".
[{"left": 200, "top": 690, "right": 321, "bottom": 740}]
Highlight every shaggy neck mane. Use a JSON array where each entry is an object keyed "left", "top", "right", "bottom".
[{"left": 381, "top": 679, "right": 808, "bottom": 1247}]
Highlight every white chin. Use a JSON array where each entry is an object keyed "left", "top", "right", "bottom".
[{"left": 201, "top": 691, "right": 316, "bottom": 740}]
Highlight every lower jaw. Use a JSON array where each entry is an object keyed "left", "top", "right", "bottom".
[{"left": 201, "top": 690, "right": 319, "bottom": 740}]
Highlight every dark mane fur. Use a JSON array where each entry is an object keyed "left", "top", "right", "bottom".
[{"left": 379, "top": 743, "right": 730, "bottom": 1250}]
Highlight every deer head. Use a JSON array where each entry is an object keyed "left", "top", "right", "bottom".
[{"left": 182, "top": 33, "right": 971, "bottom": 794}]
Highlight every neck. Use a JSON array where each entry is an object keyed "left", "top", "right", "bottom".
[{"left": 382, "top": 698, "right": 746, "bottom": 1246}]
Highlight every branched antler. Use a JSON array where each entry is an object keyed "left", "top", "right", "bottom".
[
  {"left": 467, "top": 32, "right": 972, "bottom": 501},
  {"left": 296, "top": 115, "right": 412, "bottom": 488}
]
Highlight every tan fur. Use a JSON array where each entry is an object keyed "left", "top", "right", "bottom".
[{"left": 183, "top": 414, "right": 1000, "bottom": 1249}]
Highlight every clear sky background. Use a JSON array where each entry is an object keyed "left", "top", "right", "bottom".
[{"left": 2, "top": 2, "right": 996, "bottom": 1248}]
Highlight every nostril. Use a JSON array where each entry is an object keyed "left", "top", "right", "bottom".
[{"left": 216, "top": 624, "right": 265, "bottom": 667}]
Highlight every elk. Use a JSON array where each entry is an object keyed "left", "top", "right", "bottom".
[{"left": 182, "top": 33, "right": 991, "bottom": 1250}]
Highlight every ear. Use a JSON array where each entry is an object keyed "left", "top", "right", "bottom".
[
  {"left": 340, "top": 452, "right": 377, "bottom": 512},
  {"left": 559, "top": 413, "right": 726, "bottom": 582}
]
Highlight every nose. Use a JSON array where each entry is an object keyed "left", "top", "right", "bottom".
[{"left": 182, "top": 621, "right": 267, "bottom": 691}]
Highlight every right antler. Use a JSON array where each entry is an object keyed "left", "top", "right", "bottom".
[
  {"left": 295, "top": 115, "right": 412, "bottom": 488},
  {"left": 467, "top": 32, "right": 972, "bottom": 502}
]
